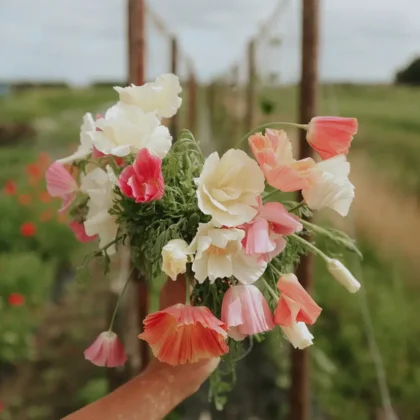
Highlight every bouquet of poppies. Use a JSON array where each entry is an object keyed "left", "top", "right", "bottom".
[{"left": 45, "top": 73, "right": 361, "bottom": 405}]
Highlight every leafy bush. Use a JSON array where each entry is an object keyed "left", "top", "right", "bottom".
[{"left": 0, "top": 252, "right": 55, "bottom": 362}]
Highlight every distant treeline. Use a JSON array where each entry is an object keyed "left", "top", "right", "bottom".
[
  {"left": 395, "top": 56, "right": 420, "bottom": 86},
  {"left": 0, "top": 80, "right": 127, "bottom": 92}
]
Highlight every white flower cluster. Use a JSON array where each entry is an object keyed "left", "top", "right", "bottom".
[
  {"left": 162, "top": 148, "right": 268, "bottom": 284},
  {"left": 65, "top": 74, "right": 183, "bottom": 254}
]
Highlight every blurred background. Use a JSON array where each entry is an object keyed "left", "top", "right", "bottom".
[{"left": 1, "top": 0, "right": 420, "bottom": 419}]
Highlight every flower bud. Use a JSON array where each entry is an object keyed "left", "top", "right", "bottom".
[
  {"left": 281, "top": 322, "right": 314, "bottom": 349},
  {"left": 84, "top": 331, "right": 127, "bottom": 367},
  {"left": 162, "top": 239, "right": 191, "bottom": 281},
  {"left": 326, "top": 258, "right": 361, "bottom": 293}
]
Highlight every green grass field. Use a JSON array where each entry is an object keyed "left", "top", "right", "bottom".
[
  {"left": 210, "top": 82, "right": 420, "bottom": 418},
  {"left": 257, "top": 83, "right": 420, "bottom": 195}
]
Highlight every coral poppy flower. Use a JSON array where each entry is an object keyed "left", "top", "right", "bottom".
[
  {"left": 249, "top": 129, "right": 316, "bottom": 192},
  {"left": 8, "top": 293, "right": 25, "bottom": 306},
  {"left": 118, "top": 148, "right": 164, "bottom": 203},
  {"left": 69, "top": 221, "right": 97, "bottom": 243},
  {"left": 18, "top": 194, "right": 32, "bottom": 206},
  {"left": 4, "top": 180, "right": 16, "bottom": 196},
  {"left": 274, "top": 273, "right": 322, "bottom": 327},
  {"left": 221, "top": 285, "right": 274, "bottom": 340},
  {"left": 45, "top": 162, "right": 78, "bottom": 212},
  {"left": 139, "top": 303, "right": 229, "bottom": 365},
  {"left": 84, "top": 331, "right": 127, "bottom": 367},
  {"left": 306, "top": 116, "right": 358, "bottom": 160},
  {"left": 20, "top": 222, "right": 36, "bottom": 237}
]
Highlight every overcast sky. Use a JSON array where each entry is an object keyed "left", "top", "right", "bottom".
[{"left": 1, "top": 0, "right": 419, "bottom": 85}]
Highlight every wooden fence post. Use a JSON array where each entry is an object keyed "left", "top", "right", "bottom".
[
  {"left": 289, "top": 1, "right": 320, "bottom": 419},
  {"left": 188, "top": 71, "right": 197, "bottom": 133},
  {"left": 170, "top": 37, "right": 179, "bottom": 140},
  {"left": 245, "top": 40, "right": 256, "bottom": 133}
]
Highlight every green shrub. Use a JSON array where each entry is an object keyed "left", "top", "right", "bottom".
[{"left": 0, "top": 252, "right": 55, "bottom": 362}]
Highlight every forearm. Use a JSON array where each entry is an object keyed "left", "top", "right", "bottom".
[{"left": 63, "top": 359, "right": 218, "bottom": 420}]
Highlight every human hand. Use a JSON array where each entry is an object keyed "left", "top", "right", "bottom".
[{"left": 63, "top": 276, "right": 218, "bottom": 420}]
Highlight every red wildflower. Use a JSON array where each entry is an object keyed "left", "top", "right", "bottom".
[
  {"left": 20, "top": 222, "right": 36, "bottom": 237},
  {"left": 26, "top": 163, "right": 43, "bottom": 183},
  {"left": 40, "top": 209, "right": 54, "bottom": 222},
  {"left": 4, "top": 180, "right": 17, "bottom": 196},
  {"left": 39, "top": 191, "right": 52, "bottom": 203},
  {"left": 18, "top": 194, "right": 32, "bottom": 206},
  {"left": 8, "top": 293, "right": 25, "bottom": 306},
  {"left": 38, "top": 152, "right": 51, "bottom": 169}
]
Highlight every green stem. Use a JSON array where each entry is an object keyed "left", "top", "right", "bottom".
[
  {"left": 235, "top": 122, "right": 308, "bottom": 150},
  {"left": 185, "top": 272, "right": 191, "bottom": 305},
  {"left": 261, "top": 277, "right": 279, "bottom": 301},
  {"left": 262, "top": 188, "right": 280, "bottom": 202},
  {"left": 290, "top": 233, "right": 330, "bottom": 261},
  {"left": 108, "top": 268, "right": 133, "bottom": 331},
  {"left": 299, "top": 218, "right": 330, "bottom": 234},
  {"left": 289, "top": 200, "right": 306, "bottom": 213}
]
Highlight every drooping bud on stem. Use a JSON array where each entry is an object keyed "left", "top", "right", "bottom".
[{"left": 326, "top": 258, "right": 361, "bottom": 293}]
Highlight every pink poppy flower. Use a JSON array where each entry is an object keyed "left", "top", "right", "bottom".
[
  {"left": 221, "top": 285, "right": 274, "bottom": 340},
  {"left": 69, "top": 221, "right": 97, "bottom": 243},
  {"left": 241, "top": 199, "right": 302, "bottom": 262},
  {"left": 139, "top": 303, "right": 229, "bottom": 365},
  {"left": 45, "top": 162, "right": 78, "bottom": 212},
  {"left": 84, "top": 331, "right": 127, "bottom": 367},
  {"left": 307, "top": 116, "right": 358, "bottom": 159},
  {"left": 249, "top": 129, "right": 316, "bottom": 192},
  {"left": 118, "top": 148, "right": 164, "bottom": 203},
  {"left": 274, "top": 273, "right": 322, "bottom": 327}
]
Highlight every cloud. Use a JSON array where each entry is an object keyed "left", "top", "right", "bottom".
[{"left": 0, "top": 0, "right": 419, "bottom": 84}]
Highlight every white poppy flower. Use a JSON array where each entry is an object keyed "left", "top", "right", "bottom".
[
  {"left": 189, "top": 223, "right": 267, "bottom": 284},
  {"left": 91, "top": 102, "right": 172, "bottom": 158},
  {"left": 162, "top": 239, "right": 192, "bottom": 281},
  {"left": 114, "top": 73, "right": 182, "bottom": 119},
  {"left": 281, "top": 322, "right": 314, "bottom": 349},
  {"left": 195, "top": 150, "right": 265, "bottom": 227},
  {"left": 81, "top": 166, "right": 118, "bottom": 255},
  {"left": 58, "top": 113, "right": 95, "bottom": 164},
  {"left": 302, "top": 154, "right": 354, "bottom": 216}
]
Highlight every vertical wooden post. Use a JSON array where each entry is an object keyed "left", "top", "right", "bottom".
[
  {"left": 188, "top": 70, "right": 197, "bottom": 132},
  {"left": 290, "top": 1, "right": 320, "bottom": 420},
  {"left": 170, "top": 37, "right": 179, "bottom": 139},
  {"left": 245, "top": 40, "right": 256, "bottom": 133},
  {"left": 127, "top": 0, "right": 150, "bottom": 376},
  {"left": 127, "top": 0, "right": 135, "bottom": 83},
  {"left": 134, "top": 0, "right": 146, "bottom": 86}
]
